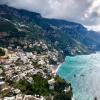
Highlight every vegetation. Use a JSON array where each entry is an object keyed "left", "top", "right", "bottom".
[
  {"left": 12, "top": 75, "right": 72, "bottom": 99},
  {"left": 32, "top": 61, "right": 41, "bottom": 68},
  {"left": 53, "top": 93, "right": 71, "bottom": 100},
  {"left": 0, "top": 5, "right": 98, "bottom": 56},
  {"left": 55, "top": 76, "right": 68, "bottom": 91},
  {"left": 0, "top": 65, "right": 3, "bottom": 69},
  {"left": 13, "top": 75, "right": 50, "bottom": 96},
  {"left": 0, "top": 90, "right": 15, "bottom": 98},
  {"left": 54, "top": 76, "right": 73, "bottom": 99},
  {"left": 0, "top": 48, "right": 5, "bottom": 56},
  {"left": 24, "top": 46, "right": 45, "bottom": 54},
  {"left": 15, "top": 58, "right": 24, "bottom": 66}
]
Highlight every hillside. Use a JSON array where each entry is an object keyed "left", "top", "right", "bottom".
[{"left": 0, "top": 4, "right": 100, "bottom": 56}]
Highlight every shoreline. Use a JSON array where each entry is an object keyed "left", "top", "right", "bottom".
[
  {"left": 55, "top": 63, "right": 62, "bottom": 73},
  {"left": 51, "top": 63, "right": 62, "bottom": 75}
]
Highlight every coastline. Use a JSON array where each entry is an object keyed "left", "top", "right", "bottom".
[
  {"left": 51, "top": 63, "right": 62, "bottom": 75},
  {"left": 55, "top": 63, "right": 62, "bottom": 73}
]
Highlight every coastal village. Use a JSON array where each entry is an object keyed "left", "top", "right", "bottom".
[
  {"left": 0, "top": 2, "right": 100, "bottom": 100},
  {"left": 0, "top": 40, "right": 72, "bottom": 100}
]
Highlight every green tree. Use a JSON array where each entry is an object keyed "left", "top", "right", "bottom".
[{"left": 0, "top": 48, "right": 5, "bottom": 56}]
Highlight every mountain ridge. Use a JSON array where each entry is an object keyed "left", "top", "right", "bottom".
[{"left": 0, "top": 4, "right": 100, "bottom": 56}]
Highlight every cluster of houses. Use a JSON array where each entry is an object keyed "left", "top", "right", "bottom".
[
  {"left": 3, "top": 94, "right": 45, "bottom": 100},
  {"left": 0, "top": 41, "right": 62, "bottom": 99}
]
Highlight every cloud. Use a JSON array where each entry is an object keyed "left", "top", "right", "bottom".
[
  {"left": 86, "top": 25, "right": 100, "bottom": 32},
  {"left": 0, "top": 0, "right": 100, "bottom": 31}
]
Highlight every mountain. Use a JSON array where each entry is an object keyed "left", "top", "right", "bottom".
[{"left": 0, "top": 4, "right": 100, "bottom": 56}]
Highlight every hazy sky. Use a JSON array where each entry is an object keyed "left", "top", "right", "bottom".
[{"left": 0, "top": 0, "right": 100, "bottom": 31}]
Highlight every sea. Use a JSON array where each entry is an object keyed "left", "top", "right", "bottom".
[{"left": 57, "top": 52, "right": 100, "bottom": 100}]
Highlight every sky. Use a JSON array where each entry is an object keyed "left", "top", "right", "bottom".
[{"left": 0, "top": 0, "right": 100, "bottom": 31}]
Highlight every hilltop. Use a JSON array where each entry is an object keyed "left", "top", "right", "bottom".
[{"left": 0, "top": 5, "right": 100, "bottom": 57}]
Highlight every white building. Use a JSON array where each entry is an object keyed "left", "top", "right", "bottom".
[{"left": 48, "top": 78, "right": 55, "bottom": 90}]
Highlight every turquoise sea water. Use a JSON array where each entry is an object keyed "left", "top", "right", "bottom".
[{"left": 57, "top": 52, "right": 100, "bottom": 100}]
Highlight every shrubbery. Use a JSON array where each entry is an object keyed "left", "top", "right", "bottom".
[
  {"left": 12, "top": 75, "right": 72, "bottom": 99},
  {"left": 13, "top": 75, "right": 50, "bottom": 96},
  {"left": 0, "top": 48, "right": 5, "bottom": 56}
]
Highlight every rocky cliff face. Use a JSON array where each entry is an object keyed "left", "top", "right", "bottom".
[{"left": 0, "top": 4, "right": 100, "bottom": 56}]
